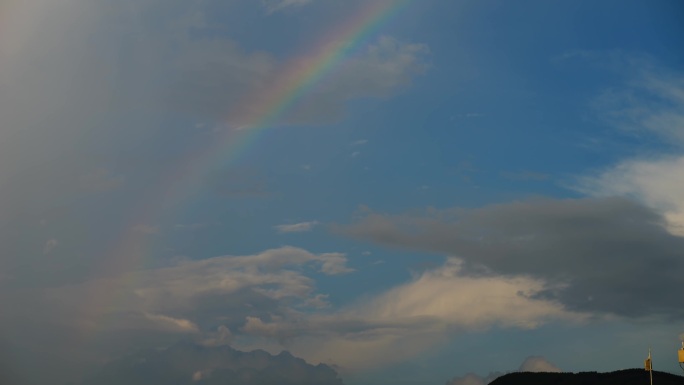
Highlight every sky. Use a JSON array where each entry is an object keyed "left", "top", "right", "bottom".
[{"left": 1, "top": 0, "right": 683, "bottom": 384}]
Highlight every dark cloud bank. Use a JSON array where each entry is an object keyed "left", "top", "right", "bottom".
[
  {"left": 79, "top": 341, "right": 343, "bottom": 385},
  {"left": 338, "top": 197, "right": 684, "bottom": 319}
]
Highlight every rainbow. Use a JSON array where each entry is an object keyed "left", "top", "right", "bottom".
[
  {"left": 166, "top": 0, "right": 413, "bottom": 208},
  {"left": 82, "top": 0, "right": 413, "bottom": 342}
]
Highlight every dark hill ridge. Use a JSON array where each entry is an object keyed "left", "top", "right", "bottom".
[
  {"left": 80, "top": 341, "right": 344, "bottom": 385},
  {"left": 490, "top": 369, "right": 684, "bottom": 385}
]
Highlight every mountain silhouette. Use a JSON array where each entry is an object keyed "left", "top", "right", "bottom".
[{"left": 489, "top": 369, "right": 684, "bottom": 385}]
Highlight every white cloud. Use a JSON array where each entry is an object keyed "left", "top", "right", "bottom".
[
  {"left": 352, "top": 139, "right": 368, "bottom": 146},
  {"left": 318, "top": 253, "right": 355, "bottom": 275},
  {"left": 130, "top": 247, "right": 351, "bottom": 307},
  {"left": 275, "top": 221, "right": 319, "bottom": 233},
  {"left": 241, "top": 258, "right": 581, "bottom": 369},
  {"left": 518, "top": 356, "right": 561, "bottom": 372},
  {"left": 576, "top": 156, "right": 684, "bottom": 236},
  {"left": 144, "top": 313, "right": 199, "bottom": 333},
  {"left": 359, "top": 259, "right": 574, "bottom": 328}
]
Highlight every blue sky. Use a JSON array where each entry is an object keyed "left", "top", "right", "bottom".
[{"left": 1, "top": 1, "right": 683, "bottom": 384}]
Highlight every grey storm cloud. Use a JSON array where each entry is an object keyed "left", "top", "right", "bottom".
[
  {"left": 0, "top": 0, "right": 428, "bottom": 288},
  {"left": 337, "top": 197, "right": 684, "bottom": 319},
  {"left": 80, "top": 341, "right": 344, "bottom": 385}
]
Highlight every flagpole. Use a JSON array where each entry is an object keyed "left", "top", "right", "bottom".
[{"left": 649, "top": 348, "right": 653, "bottom": 385}]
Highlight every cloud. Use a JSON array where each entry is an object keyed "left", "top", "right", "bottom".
[
  {"left": 445, "top": 356, "right": 557, "bottom": 385},
  {"left": 143, "top": 313, "right": 199, "bottom": 333},
  {"left": 43, "top": 247, "right": 352, "bottom": 334},
  {"left": 0, "top": 0, "right": 427, "bottom": 291},
  {"left": 304, "top": 294, "right": 331, "bottom": 309},
  {"left": 170, "top": 35, "right": 429, "bottom": 126},
  {"left": 262, "top": 0, "right": 314, "bottom": 13},
  {"left": 352, "top": 139, "right": 369, "bottom": 146},
  {"left": 318, "top": 253, "right": 355, "bottom": 275},
  {"left": 275, "top": 221, "right": 319, "bottom": 233},
  {"left": 592, "top": 68, "right": 684, "bottom": 145},
  {"left": 0, "top": 246, "right": 354, "bottom": 383},
  {"left": 5, "top": 243, "right": 571, "bottom": 378},
  {"left": 81, "top": 341, "right": 344, "bottom": 385},
  {"left": 576, "top": 156, "right": 684, "bottom": 236},
  {"left": 291, "top": 36, "right": 429, "bottom": 124},
  {"left": 0, "top": 0, "right": 428, "bottom": 295},
  {"left": 518, "top": 356, "right": 561, "bottom": 373},
  {"left": 576, "top": 68, "right": 684, "bottom": 236},
  {"left": 337, "top": 197, "right": 684, "bottom": 319},
  {"left": 241, "top": 258, "right": 579, "bottom": 369},
  {"left": 0, "top": 0, "right": 425, "bottom": 383},
  {"left": 200, "top": 325, "right": 234, "bottom": 347}
]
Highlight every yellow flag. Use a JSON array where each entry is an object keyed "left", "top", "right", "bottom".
[{"left": 644, "top": 357, "right": 652, "bottom": 371}]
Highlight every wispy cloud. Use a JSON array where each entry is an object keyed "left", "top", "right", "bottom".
[
  {"left": 593, "top": 79, "right": 684, "bottom": 145},
  {"left": 577, "top": 65, "right": 684, "bottom": 235},
  {"left": 275, "top": 221, "right": 319, "bottom": 233},
  {"left": 262, "top": 0, "right": 314, "bottom": 13}
]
